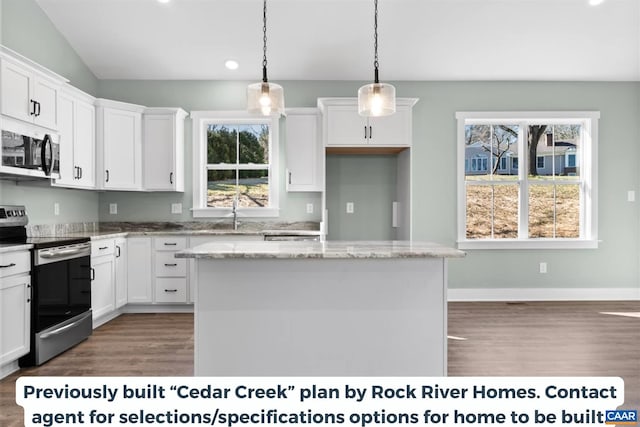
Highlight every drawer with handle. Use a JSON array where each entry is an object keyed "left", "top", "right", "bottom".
[
  {"left": 0, "top": 250, "right": 30, "bottom": 278},
  {"left": 91, "top": 239, "right": 115, "bottom": 256},
  {"left": 155, "top": 252, "right": 186, "bottom": 276},
  {"left": 154, "top": 237, "right": 187, "bottom": 251},
  {"left": 154, "top": 278, "right": 187, "bottom": 303}
]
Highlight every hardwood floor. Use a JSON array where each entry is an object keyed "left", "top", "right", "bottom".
[{"left": 1, "top": 302, "right": 638, "bottom": 426}]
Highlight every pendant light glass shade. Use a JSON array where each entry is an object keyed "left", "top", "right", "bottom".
[
  {"left": 358, "top": 82, "right": 396, "bottom": 117},
  {"left": 358, "top": 0, "right": 395, "bottom": 117},
  {"left": 247, "top": 0, "right": 284, "bottom": 116},
  {"left": 247, "top": 81, "right": 284, "bottom": 116}
]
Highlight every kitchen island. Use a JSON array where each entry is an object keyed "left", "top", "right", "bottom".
[{"left": 176, "top": 240, "right": 465, "bottom": 376}]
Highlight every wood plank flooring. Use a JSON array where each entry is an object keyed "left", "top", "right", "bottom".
[{"left": 1, "top": 302, "right": 638, "bottom": 426}]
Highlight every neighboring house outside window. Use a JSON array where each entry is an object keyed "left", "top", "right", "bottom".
[
  {"left": 190, "top": 111, "right": 280, "bottom": 218},
  {"left": 457, "top": 111, "right": 599, "bottom": 249}
]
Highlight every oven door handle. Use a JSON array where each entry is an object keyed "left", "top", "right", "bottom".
[
  {"left": 40, "top": 247, "right": 89, "bottom": 259},
  {"left": 40, "top": 312, "right": 92, "bottom": 339}
]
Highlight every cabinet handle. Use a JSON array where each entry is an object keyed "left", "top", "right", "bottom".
[
  {"left": 170, "top": 172, "right": 173, "bottom": 184},
  {"left": 30, "top": 99, "right": 36, "bottom": 116},
  {"left": 164, "top": 289, "right": 178, "bottom": 293},
  {"left": 79, "top": 167, "right": 83, "bottom": 179},
  {"left": 90, "top": 267, "right": 95, "bottom": 281},
  {"left": 0, "top": 263, "right": 16, "bottom": 268},
  {"left": 36, "top": 101, "right": 41, "bottom": 117},
  {"left": 105, "top": 170, "right": 110, "bottom": 182},
  {"left": 164, "top": 263, "right": 177, "bottom": 267},
  {"left": 164, "top": 242, "right": 177, "bottom": 246},
  {"left": 116, "top": 245, "right": 121, "bottom": 258},
  {"left": 364, "top": 125, "right": 367, "bottom": 139},
  {"left": 288, "top": 171, "right": 292, "bottom": 185},
  {"left": 99, "top": 246, "right": 108, "bottom": 250},
  {"left": 369, "top": 126, "right": 372, "bottom": 139},
  {"left": 74, "top": 166, "right": 78, "bottom": 179}
]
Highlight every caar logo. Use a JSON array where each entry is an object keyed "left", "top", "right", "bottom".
[{"left": 605, "top": 410, "right": 637, "bottom": 425}]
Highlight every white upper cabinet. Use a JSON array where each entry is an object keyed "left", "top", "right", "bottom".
[
  {"left": 95, "top": 98, "right": 145, "bottom": 191},
  {"left": 285, "top": 108, "right": 322, "bottom": 192},
  {"left": 318, "top": 98, "right": 418, "bottom": 147},
  {"left": 0, "top": 57, "right": 62, "bottom": 131},
  {"left": 142, "top": 108, "right": 187, "bottom": 192},
  {"left": 53, "top": 85, "right": 95, "bottom": 189}
]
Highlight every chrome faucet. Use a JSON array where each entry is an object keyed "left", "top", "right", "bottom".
[{"left": 232, "top": 197, "right": 239, "bottom": 231}]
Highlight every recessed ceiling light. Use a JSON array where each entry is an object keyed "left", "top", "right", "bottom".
[
  {"left": 225, "top": 60, "right": 239, "bottom": 70},
  {"left": 157, "top": 0, "right": 170, "bottom": 4},
  {"left": 588, "top": 0, "right": 605, "bottom": 5}
]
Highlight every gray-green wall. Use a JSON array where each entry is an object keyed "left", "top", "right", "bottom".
[{"left": 1, "top": 0, "right": 639, "bottom": 292}]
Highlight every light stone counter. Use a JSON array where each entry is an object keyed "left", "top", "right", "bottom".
[
  {"left": 177, "top": 240, "right": 464, "bottom": 259},
  {"left": 185, "top": 240, "right": 464, "bottom": 377}
]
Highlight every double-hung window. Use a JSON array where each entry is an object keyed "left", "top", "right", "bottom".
[
  {"left": 191, "top": 111, "right": 280, "bottom": 217},
  {"left": 456, "top": 111, "right": 599, "bottom": 249}
]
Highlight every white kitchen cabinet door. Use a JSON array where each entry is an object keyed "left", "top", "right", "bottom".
[
  {"left": 285, "top": 109, "right": 322, "bottom": 192},
  {"left": 54, "top": 92, "right": 76, "bottom": 186},
  {"left": 0, "top": 60, "right": 59, "bottom": 130},
  {"left": 127, "top": 237, "right": 153, "bottom": 303},
  {"left": 0, "top": 274, "right": 31, "bottom": 365},
  {"left": 96, "top": 99, "right": 145, "bottom": 191},
  {"left": 91, "top": 255, "right": 115, "bottom": 322},
  {"left": 1, "top": 60, "right": 33, "bottom": 124},
  {"left": 114, "top": 238, "right": 127, "bottom": 309},
  {"left": 143, "top": 108, "right": 187, "bottom": 192},
  {"left": 32, "top": 77, "right": 59, "bottom": 130},
  {"left": 74, "top": 99, "right": 96, "bottom": 188},
  {"left": 53, "top": 89, "right": 96, "bottom": 189},
  {"left": 324, "top": 105, "right": 367, "bottom": 146},
  {"left": 367, "top": 106, "right": 413, "bottom": 146}
]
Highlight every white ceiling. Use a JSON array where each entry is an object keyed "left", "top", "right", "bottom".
[{"left": 35, "top": 0, "right": 640, "bottom": 81}]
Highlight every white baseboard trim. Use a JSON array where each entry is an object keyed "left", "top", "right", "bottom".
[
  {"left": 0, "top": 360, "right": 19, "bottom": 380},
  {"left": 122, "top": 304, "right": 194, "bottom": 314},
  {"left": 448, "top": 287, "right": 640, "bottom": 302}
]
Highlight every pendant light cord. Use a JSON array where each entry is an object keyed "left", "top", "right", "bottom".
[
  {"left": 373, "top": 0, "right": 380, "bottom": 83},
  {"left": 262, "top": 0, "right": 268, "bottom": 82}
]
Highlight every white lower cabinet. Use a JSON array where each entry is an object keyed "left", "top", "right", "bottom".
[
  {"left": 153, "top": 237, "right": 188, "bottom": 304},
  {"left": 0, "top": 250, "right": 31, "bottom": 376},
  {"left": 90, "top": 239, "right": 116, "bottom": 324},
  {"left": 126, "top": 237, "right": 153, "bottom": 303},
  {"left": 114, "top": 238, "right": 127, "bottom": 308}
]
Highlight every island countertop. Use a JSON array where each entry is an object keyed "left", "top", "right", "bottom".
[{"left": 176, "top": 240, "right": 465, "bottom": 260}]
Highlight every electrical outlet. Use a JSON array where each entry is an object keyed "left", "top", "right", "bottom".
[
  {"left": 109, "top": 203, "right": 118, "bottom": 215},
  {"left": 306, "top": 203, "right": 314, "bottom": 214},
  {"left": 171, "top": 203, "right": 183, "bottom": 214},
  {"left": 346, "top": 202, "right": 354, "bottom": 214},
  {"left": 539, "top": 262, "right": 547, "bottom": 274},
  {"left": 628, "top": 190, "right": 635, "bottom": 202},
  {"left": 54, "top": 202, "right": 60, "bottom": 216}
]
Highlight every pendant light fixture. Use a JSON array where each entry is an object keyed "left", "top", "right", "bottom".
[
  {"left": 247, "top": 0, "right": 284, "bottom": 116},
  {"left": 358, "top": 0, "right": 396, "bottom": 117}
]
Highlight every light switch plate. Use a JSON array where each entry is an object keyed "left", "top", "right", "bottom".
[
  {"left": 539, "top": 262, "right": 547, "bottom": 274},
  {"left": 171, "top": 203, "right": 183, "bottom": 214},
  {"left": 54, "top": 202, "right": 60, "bottom": 216},
  {"left": 109, "top": 203, "right": 117, "bottom": 215},
  {"left": 306, "top": 203, "right": 314, "bottom": 214},
  {"left": 628, "top": 190, "right": 635, "bottom": 202}
]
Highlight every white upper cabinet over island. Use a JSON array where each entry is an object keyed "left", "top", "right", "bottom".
[{"left": 318, "top": 98, "right": 418, "bottom": 148}]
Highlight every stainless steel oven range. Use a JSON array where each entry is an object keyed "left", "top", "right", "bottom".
[{"left": 0, "top": 205, "right": 92, "bottom": 366}]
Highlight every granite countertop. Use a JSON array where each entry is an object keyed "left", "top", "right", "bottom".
[
  {"left": 0, "top": 243, "right": 33, "bottom": 254},
  {"left": 176, "top": 240, "right": 465, "bottom": 260}
]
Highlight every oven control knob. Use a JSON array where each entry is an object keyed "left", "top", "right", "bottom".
[{"left": 7, "top": 211, "right": 13, "bottom": 217}]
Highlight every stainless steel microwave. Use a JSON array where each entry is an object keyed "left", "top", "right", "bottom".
[{"left": 0, "top": 118, "right": 59, "bottom": 178}]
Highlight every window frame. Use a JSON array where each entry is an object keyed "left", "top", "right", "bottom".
[
  {"left": 456, "top": 111, "right": 599, "bottom": 250},
  {"left": 190, "top": 111, "right": 280, "bottom": 218}
]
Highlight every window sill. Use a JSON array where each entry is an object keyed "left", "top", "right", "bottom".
[
  {"left": 457, "top": 239, "right": 599, "bottom": 250},
  {"left": 191, "top": 207, "right": 280, "bottom": 219}
]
